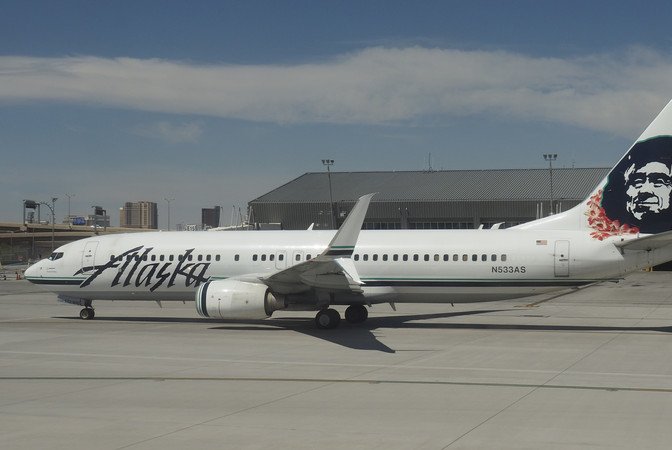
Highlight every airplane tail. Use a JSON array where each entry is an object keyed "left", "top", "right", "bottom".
[{"left": 515, "top": 99, "right": 672, "bottom": 238}]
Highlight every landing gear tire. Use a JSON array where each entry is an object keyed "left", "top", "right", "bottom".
[
  {"left": 345, "top": 304, "right": 368, "bottom": 324},
  {"left": 79, "top": 307, "right": 95, "bottom": 320},
  {"left": 315, "top": 308, "right": 341, "bottom": 329}
]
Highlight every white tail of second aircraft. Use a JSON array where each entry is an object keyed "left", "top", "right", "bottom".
[{"left": 515, "top": 99, "right": 672, "bottom": 237}]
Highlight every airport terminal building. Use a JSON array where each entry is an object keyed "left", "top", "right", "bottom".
[{"left": 249, "top": 168, "right": 609, "bottom": 230}]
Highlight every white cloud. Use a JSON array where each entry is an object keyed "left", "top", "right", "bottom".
[
  {"left": 133, "top": 121, "right": 203, "bottom": 144},
  {"left": 1, "top": 47, "right": 671, "bottom": 136}
]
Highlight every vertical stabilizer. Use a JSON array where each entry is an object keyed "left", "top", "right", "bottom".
[{"left": 515, "top": 99, "right": 672, "bottom": 237}]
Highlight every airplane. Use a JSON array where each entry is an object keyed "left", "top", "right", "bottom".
[{"left": 25, "top": 99, "right": 672, "bottom": 329}]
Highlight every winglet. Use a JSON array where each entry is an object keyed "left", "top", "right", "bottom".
[{"left": 321, "top": 193, "right": 376, "bottom": 258}]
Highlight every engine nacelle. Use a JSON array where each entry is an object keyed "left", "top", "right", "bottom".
[{"left": 195, "top": 279, "right": 285, "bottom": 319}]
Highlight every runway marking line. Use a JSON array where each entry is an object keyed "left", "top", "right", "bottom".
[
  {"left": 2, "top": 350, "right": 672, "bottom": 380},
  {"left": 0, "top": 376, "right": 670, "bottom": 394}
]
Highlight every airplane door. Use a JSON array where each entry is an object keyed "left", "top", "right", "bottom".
[
  {"left": 275, "top": 251, "right": 287, "bottom": 270},
  {"left": 81, "top": 241, "right": 99, "bottom": 274},
  {"left": 554, "top": 240, "right": 570, "bottom": 277}
]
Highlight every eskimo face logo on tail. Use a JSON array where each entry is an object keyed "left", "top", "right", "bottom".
[
  {"left": 76, "top": 246, "right": 211, "bottom": 290},
  {"left": 593, "top": 136, "right": 672, "bottom": 236}
]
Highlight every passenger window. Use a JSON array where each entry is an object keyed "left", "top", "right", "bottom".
[
  {"left": 354, "top": 254, "right": 359, "bottom": 261},
  {"left": 261, "top": 254, "right": 266, "bottom": 261},
  {"left": 453, "top": 254, "right": 458, "bottom": 261},
  {"left": 278, "top": 254, "right": 284, "bottom": 261},
  {"left": 373, "top": 254, "right": 378, "bottom": 261},
  {"left": 413, "top": 254, "right": 419, "bottom": 262},
  {"left": 491, "top": 254, "right": 497, "bottom": 261},
  {"left": 403, "top": 254, "right": 408, "bottom": 262},
  {"left": 462, "top": 254, "right": 468, "bottom": 261},
  {"left": 363, "top": 254, "right": 369, "bottom": 261},
  {"left": 110, "top": 255, "right": 115, "bottom": 261},
  {"left": 393, "top": 254, "right": 399, "bottom": 261},
  {"left": 160, "top": 255, "right": 165, "bottom": 262},
  {"left": 472, "top": 254, "right": 477, "bottom": 262},
  {"left": 434, "top": 254, "right": 440, "bottom": 262},
  {"left": 206, "top": 255, "right": 211, "bottom": 261},
  {"left": 424, "top": 254, "right": 429, "bottom": 262},
  {"left": 188, "top": 255, "right": 193, "bottom": 261},
  {"left": 383, "top": 254, "right": 388, "bottom": 261},
  {"left": 306, "top": 254, "right": 312, "bottom": 260},
  {"left": 198, "top": 255, "right": 203, "bottom": 262},
  {"left": 253, "top": 254, "right": 258, "bottom": 261},
  {"left": 234, "top": 254, "right": 239, "bottom": 261},
  {"left": 270, "top": 254, "right": 275, "bottom": 261},
  {"left": 169, "top": 255, "right": 175, "bottom": 262},
  {"left": 443, "top": 254, "right": 449, "bottom": 261},
  {"left": 481, "top": 254, "right": 487, "bottom": 262},
  {"left": 501, "top": 254, "right": 507, "bottom": 262},
  {"left": 215, "top": 255, "right": 221, "bottom": 261},
  {"left": 295, "top": 254, "right": 301, "bottom": 261}
]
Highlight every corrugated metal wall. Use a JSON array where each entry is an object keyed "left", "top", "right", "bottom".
[{"left": 250, "top": 199, "right": 582, "bottom": 230}]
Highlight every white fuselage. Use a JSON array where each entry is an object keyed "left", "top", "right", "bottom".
[{"left": 25, "top": 228, "right": 663, "bottom": 304}]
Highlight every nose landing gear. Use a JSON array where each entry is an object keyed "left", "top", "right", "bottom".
[
  {"left": 79, "top": 307, "right": 95, "bottom": 320},
  {"left": 79, "top": 300, "right": 95, "bottom": 320}
]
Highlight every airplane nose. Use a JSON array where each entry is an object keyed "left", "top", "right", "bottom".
[{"left": 24, "top": 261, "right": 40, "bottom": 279}]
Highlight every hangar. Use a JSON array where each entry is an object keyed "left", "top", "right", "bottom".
[{"left": 249, "top": 168, "right": 610, "bottom": 230}]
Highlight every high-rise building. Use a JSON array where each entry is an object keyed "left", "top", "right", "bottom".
[
  {"left": 119, "top": 201, "right": 158, "bottom": 229},
  {"left": 201, "top": 206, "right": 221, "bottom": 229}
]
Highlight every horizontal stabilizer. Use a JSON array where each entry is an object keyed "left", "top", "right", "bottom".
[{"left": 615, "top": 230, "right": 672, "bottom": 251}]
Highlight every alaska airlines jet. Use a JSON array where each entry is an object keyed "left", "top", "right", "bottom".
[{"left": 25, "top": 99, "right": 672, "bottom": 328}]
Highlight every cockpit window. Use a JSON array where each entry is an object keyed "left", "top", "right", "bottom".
[{"left": 48, "top": 252, "right": 64, "bottom": 261}]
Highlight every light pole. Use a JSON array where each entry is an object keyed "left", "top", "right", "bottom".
[
  {"left": 65, "top": 193, "right": 75, "bottom": 221},
  {"left": 321, "top": 159, "right": 335, "bottom": 229},
  {"left": 39, "top": 197, "right": 58, "bottom": 252},
  {"left": 543, "top": 153, "right": 558, "bottom": 215},
  {"left": 164, "top": 197, "right": 175, "bottom": 231}
]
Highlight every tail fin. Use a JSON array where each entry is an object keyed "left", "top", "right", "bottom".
[{"left": 515, "top": 99, "right": 672, "bottom": 237}]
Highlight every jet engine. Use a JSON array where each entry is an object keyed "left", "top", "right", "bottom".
[{"left": 195, "top": 279, "right": 286, "bottom": 319}]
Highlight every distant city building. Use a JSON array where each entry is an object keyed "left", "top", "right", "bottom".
[
  {"left": 86, "top": 214, "right": 110, "bottom": 228},
  {"left": 119, "top": 201, "right": 158, "bottom": 229},
  {"left": 201, "top": 206, "right": 222, "bottom": 229}
]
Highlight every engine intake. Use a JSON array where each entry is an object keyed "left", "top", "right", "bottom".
[{"left": 195, "top": 279, "right": 285, "bottom": 319}]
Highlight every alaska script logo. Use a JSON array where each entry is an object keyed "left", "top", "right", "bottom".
[{"left": 76, "top": 246, "right": 211, "bottom": 291}]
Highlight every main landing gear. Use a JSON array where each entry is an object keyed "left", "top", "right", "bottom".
[
  {"left": 314, "top": 305, "right": 369, "bottom": 329},
  {"left": 79, "top": 300, "right": 95, "bottom": 320}
]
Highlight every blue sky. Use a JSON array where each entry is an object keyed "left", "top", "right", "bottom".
[{"left": 2, "top": 0, "right": 672, "bottom": 227}]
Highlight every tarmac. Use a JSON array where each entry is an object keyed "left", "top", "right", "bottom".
[{"left": 1, "top": 272, "right": 672, "bottom": 449}]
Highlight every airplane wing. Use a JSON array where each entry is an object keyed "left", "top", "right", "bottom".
[
  {"left": 614, "top": 229, "right": 672, "bottom": 251},
  {"left": 260, "top": 193, "right": 375, "bottom": 295}
]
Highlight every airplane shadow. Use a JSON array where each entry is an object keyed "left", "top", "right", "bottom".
[{"left": 55, "top": 308, "right": 672, "bottom": 353}]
